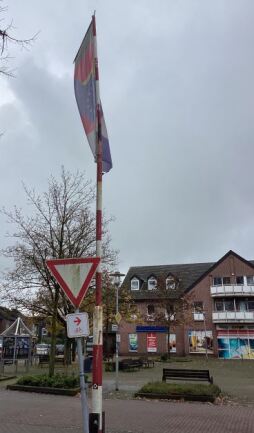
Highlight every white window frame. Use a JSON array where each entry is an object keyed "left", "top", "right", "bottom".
[
  {"left": 166, "top": 276, "right": 176, "bottom": 290},
  {"left": 247, "top": 275, "right": 254, "bottom": 285},
  {"left": 213, "top": 277, "right": 222, "bottom": 286},
  {"left": 131, "top": 277, "right": 140, "bottom": 291},
  {"left": 148, "top": 276, "right": 157, "bottom": 290}
]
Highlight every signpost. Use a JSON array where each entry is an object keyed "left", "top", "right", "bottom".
[
  {"left": 67, "top": 313, "right": 89, "bottom": 338},
  {"left": 46, "top": 257, "right": 100, "bottom": 433}
]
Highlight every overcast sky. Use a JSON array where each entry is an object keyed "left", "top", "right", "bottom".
[{"left": 1, "top": 0, "right": 254, "bottom": 274}]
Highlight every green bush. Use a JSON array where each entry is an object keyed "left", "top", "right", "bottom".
[
  {"left": 17, "top": 373, "right": 83, "bottom": 389},
  {"left": 104, "top": 362, "right": 115, "bottom": 372},
  {"left": 160, "top": 354, "right": 169, "bottom": 362},
  {"left": 138, "top": 381, "right": 221, "bottom": 397}
]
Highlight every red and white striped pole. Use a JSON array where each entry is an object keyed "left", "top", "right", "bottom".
[{"left": 90, "top": 14, "right": 104, "bottom": 433}]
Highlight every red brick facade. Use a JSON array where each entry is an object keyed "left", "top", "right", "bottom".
[{"left": 119, "top": 251, "right": 254, "bottom": 359}]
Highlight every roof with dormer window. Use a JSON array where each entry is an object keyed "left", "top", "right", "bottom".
[{"left": 123, "top": 250, "right": 254, "bottom": 300}]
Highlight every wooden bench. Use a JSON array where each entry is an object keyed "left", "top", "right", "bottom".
[
  {"left": 119, "top": 358, "right": 143, "bottom": 371},
  {"left": 162, "top": 368, "right": 213, "bottom": 384},
  {"left": 139, "top": 356, "right": 155, "bottom": 368}
]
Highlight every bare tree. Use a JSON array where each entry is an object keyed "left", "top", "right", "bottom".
[
  {"left": 0, "top": 168, "right": 118, "bottom": 375},
  {"left": 102, "top": 272, "right": 139, "bottom": 360},
  {"left": 150, "top": 275, "right": 193, "bottom": 359},
  {"left": 0, "top": 1, "right": 37, "bottom": 76}
]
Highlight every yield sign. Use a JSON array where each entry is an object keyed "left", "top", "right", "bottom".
[{"left": 46, "top": 257, "right": 100, "bottom": 308}]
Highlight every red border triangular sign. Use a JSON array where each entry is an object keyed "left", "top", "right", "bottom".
[{"left": 46, "top": 257, "right": 100, "bottom": 308}]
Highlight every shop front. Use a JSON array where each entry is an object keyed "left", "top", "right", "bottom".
[{"left": 217, "top": 326, "right": 254, "bottom": 359}]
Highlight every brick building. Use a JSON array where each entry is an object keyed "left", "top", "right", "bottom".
[{"left": 119, "top": 250, "right": 254, "bottom": 359}]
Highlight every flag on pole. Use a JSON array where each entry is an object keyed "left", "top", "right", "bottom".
[{"left": 74, "top": 20, "right": 112, "bottom": 173}]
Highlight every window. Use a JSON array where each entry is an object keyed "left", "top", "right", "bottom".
[
  {"left": 128, "top": 334, "right": 138, "bottom": 352},
  {"left": 215, "top": 300, "right": 224, "bottom": 311},
  {"left": 236, "top": 276, "right": 244, "bottom": 285},
  {"left": 147, "top": 304, "right": 155, "bottom": 321},
  {"left": 247, "top": 276, "right": 254, "bottom": 285},
  {"left": 213, "top": 277, "right": 222, "bottom": 286},
  {"left": 236, "top": 299, "right": 248, "bottom": 311},
  {"left": 193, "top": 302, "right": 204, "bottom": 320},
  {"left": 223, "top": 277, "right": 231, "bottom": 285},
  {"left": 148, "top": 276, "right": 157, "bottom": 290},
  {"left": 224, "top": 299, "right": 234, "bottom": 311},
  {"left": 166, "top": 276, "right": 176, "bottom": 290},
  {"left": 248, "top": 301, "right": 254, "bottom": 311},
  {"left": 131, "top": 277, "right": 139, "bottom": 291},
  {"left": 147, "top": 305, "right": 155, "bottom": 315},
  {"left": 193, "top": 302, "right": 203, "bottom": 313}
]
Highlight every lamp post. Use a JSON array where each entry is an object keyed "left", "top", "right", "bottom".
[{"left": 110, "top": 271, "right": 125, "bottom": 391}]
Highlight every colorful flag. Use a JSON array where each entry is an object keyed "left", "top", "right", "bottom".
[{"left": 74, "top": 20, "right": 112, "bottom": 173}]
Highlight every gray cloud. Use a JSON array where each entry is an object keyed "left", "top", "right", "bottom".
[{"left": 1, "top": 0, "right": 254, "bottom": 274}]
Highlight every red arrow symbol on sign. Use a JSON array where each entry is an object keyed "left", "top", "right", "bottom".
[{"left": 74, "top": 317, "right": 81, "bottom": 326}]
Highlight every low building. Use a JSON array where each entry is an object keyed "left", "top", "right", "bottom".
[{"left": 119, "top": 250, "right": 254, "bottom": 359}]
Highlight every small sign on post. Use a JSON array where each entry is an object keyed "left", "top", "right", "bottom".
[{"left": 67, "top": 313, "right": 89, "bottom": 338}]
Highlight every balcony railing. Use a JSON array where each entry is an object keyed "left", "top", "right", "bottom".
[
  {"left": 212, "top": 311, "right": 254, "bottom": 322},
  {"left": 193, "top": 313, "right": 205, "bottom": 321},
  {"left": 210, "top": 285, "right": 254, "bottom": 297}
]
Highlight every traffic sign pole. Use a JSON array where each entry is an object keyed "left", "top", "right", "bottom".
[{"left": 76, "top": 309, "right": 89, "bottom": 433}]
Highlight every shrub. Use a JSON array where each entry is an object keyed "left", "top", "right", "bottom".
[
  {"left": 160, "top": 354, "right": 169, "bottom": 362},
  {"left": 16, "top": 373, "right": 83, "bottom": 389},
  {"left": 138, "top": 381, "right": 221, "bottom": 397}
]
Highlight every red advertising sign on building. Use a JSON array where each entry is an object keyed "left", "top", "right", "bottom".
[{"left": 147, "top": 333, "right": 157, "bottom": 353}]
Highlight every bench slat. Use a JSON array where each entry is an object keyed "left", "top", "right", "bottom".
[{"left": 162, "top": 368, "right": 213, "bottom": 384}]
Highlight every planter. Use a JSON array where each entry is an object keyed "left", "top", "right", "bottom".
[
  {"left": 7, "top": 384, "right": 80, "bottom": 396},
  {"left": 135, "top": 392, "right": 216, "bottom": 403}
]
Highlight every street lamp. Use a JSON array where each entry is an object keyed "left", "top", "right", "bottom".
[{"left": 110, "top": 271, "right": 125, "bottom": 391}]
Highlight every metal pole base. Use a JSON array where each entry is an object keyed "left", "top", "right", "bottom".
[{"left": 89, "top": 412, "right": 105, "bottom": 433}]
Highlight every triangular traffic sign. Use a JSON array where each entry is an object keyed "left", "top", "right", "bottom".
[{"left": 46, "top": 257, "right": 100, "bottom": 308}]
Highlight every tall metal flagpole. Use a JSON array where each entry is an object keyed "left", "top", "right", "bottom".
[{"left": 90, "top": 14, "right": 104, "bottom": 433}]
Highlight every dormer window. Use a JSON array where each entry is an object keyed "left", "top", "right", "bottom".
[
  {"left": 166, "top": 276, "right": 176, "bottom": 290},
  {"left": 131, "top": 277, "right": 140, "bottom": 291},
  {"left": 148, "top": 276, "right": 157, "bottom": 290}
]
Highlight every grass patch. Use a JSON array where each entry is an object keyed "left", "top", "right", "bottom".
[
  {"left": 138, "top": 381, "right": 221, "bottom": 397},
  {"left": 160, "top": 355, "right": 192, "bottom": 363},
  {"left": 16, "top": 373, "right": 82, "bottom": 389}
]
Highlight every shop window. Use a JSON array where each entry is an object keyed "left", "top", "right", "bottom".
[
  {"left": 236, "top": 276, "right": 244, "bottom": 285},
  {"left": 189, "top": 330, "right": 213, "bottom": 354},
  {"left": 148, "top": 276, "right": 157, "bottom": 290},
  {"left": 213, "top": 277, "right": 222, "bottom": 286},
  {"left": 128, "top": 334, "right": 138, "bottom": 352},
  {"left": 131, "top": 277, "right": 140, "bottom": 291},
  {"left": 166, "top": 334, "right": 176, "bottom": 353}
]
